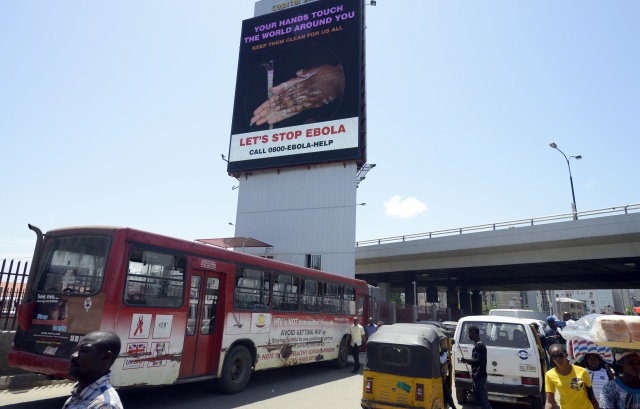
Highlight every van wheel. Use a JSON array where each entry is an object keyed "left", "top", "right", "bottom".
[
  {"left": 455, "top": 388, "right": 468, "bottom": 404},
  {"left": 217, "top": 345, "right": 252, "bottom": 394},
  {"left": 531, "top": 395, "right": 544, "bottom": 409},
  {"left": 331, "top": 337, "right": 348, "bottom": 368}
]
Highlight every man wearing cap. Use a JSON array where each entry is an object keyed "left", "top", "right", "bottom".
[
  {"left": 600, "top": 351, "right": 640, "bottom": 408},
  {"left": 545, "top": 316, "right": 566, "bottom": 368}
]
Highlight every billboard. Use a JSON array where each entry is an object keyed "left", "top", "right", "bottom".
[{"left": 227, "top": 0, "right": 365, "bottom": 173}]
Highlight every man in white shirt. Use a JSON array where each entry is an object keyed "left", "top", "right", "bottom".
[{"left": 348, "top": 316, "right": 366, "bottom": 373}]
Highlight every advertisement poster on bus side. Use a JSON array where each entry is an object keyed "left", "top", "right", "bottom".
[
  {"left": 14, "top": 292, "right": 105, "bottom": 358},
  {"left": 228, "top": 0, "right": 364, "bottom": 173},
  {"left": 224, "top": 312, "right": 351, "bottom": 368}
]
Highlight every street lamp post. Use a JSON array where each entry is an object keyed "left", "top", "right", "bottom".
[{"left": 549, "top": 142, "right": 582, "bottom": 220}]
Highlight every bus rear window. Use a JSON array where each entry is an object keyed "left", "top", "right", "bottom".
[
  {"left": 36, "top": 235, "right": 111, "bottom": 295},
  {"left": 125, "top": 249, "right": 185, "bottom": 307}
]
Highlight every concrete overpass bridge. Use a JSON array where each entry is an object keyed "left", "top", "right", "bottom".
[{"left": 355, "top": 204, "right": 640, "bottom": 315}]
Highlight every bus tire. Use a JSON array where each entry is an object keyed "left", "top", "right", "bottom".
[
  {"left": 455, "top": 388, "right": 468, "bottom": 404},
  {"left": 331, "top": 337, "right": 349, "bottom": 369},
  {"left": 217, "top": 345, "right": 252, "bottom": 394}
]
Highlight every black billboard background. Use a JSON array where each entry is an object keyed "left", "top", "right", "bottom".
[{"left": 228, "top": 0, "right": 364, "bottom": 173}]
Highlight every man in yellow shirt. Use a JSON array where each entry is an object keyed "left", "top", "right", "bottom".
[{"left": 544, "top": 344, "right": 599, "bottom": 409}]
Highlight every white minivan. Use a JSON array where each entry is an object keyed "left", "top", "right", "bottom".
[{"left": 452, "top": 315, "right": 546, "bottom": 408}]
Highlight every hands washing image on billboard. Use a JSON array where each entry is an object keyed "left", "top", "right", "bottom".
[{"left": 228, "top": 0, "right": 364, "bottom": 173}]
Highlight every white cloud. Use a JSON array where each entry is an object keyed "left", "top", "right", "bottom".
[{"left": 384, "top": 196, "right": 428, "bottom": 218}]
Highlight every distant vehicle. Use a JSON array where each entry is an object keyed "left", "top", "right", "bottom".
[
  {"left": 488, "top": 309, "right": 546, "bottom": 321},
  {"left": 442, "top": 321, "right": 458, "bottom": 333},
  {"left": 415, "top": 320, "right": 454, "bottom": 337},
  {"left": 415, "top": 320, "right": 443, "bottom": 327}
]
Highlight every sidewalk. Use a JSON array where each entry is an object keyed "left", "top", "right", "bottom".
[{"left": 0, "top": 373, "right": 71, "bottom": 391}]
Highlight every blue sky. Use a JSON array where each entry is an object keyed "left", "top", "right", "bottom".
[{"left": 1, "top": 0, "right": 639, "bottom": 260}]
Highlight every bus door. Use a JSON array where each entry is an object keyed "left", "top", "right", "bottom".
[{"left": 179, "top": 271, "right": 224, "bottom": 378}]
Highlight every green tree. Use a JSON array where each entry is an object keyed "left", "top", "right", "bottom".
[{"left": 390, "top": 293, "right": 404, "bottom": 304}]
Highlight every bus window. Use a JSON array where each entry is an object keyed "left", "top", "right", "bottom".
[
  {"left": 124, "top": 249, "right": 185, "bottom": 307},
  {"left": 234, "top": 268, "right": 270, "bottom": 311},
  {"left": 273, "top": 274, "right": 298, "bottom": 312},
  {"left": 323, "top": 283, "right": 341, "bottom": 314},
  {"left": 301, "top": 279, "right": 321, "bottom": 313},
  {"left": 201, "top": 277, "right": 219, "bottom": 334},
  {"left": 343, "top": 286, "right": 356, "bottom": 315},
  {"left": 35, "top": 235, "right": 111, "bottom": 295}
]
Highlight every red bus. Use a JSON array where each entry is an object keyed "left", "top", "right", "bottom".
[{"left": 9, "top": 225, "right": 370, "bottom": 393}]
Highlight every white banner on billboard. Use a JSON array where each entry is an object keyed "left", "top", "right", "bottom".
[{"left": 229, "top": 116, "right": 358, "bottom": 162}]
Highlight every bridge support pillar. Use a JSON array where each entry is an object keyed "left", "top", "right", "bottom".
[
  {"left": 446, "top": 288, "right": 459, "bottom": 318},
  {"left": 471, "top": 290, "right": 483, "bottom": 315},
  {"left": 459, "top": 288, "right": 471, "bottom": 316},
  {"left": 378, "top": 282, "right": 391, "bottom": 303},
  {"left": 404, "top": 281, "right": 415, "bottom": 306}
]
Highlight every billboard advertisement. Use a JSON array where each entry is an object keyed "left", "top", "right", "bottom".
[{"left": 228, "top": 0, "right": 365, "bottom": 173}]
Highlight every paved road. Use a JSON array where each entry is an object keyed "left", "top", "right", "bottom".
[{"left": 0, "top": 359, "right": 522, "bottom": 409}]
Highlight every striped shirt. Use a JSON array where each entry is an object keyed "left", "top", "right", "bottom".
[
  {"left": 587, "top": 367, "right": 610, "bottom": 399},
  {"left": 63, "top": 372, "right": 123, "bottom": 409}
]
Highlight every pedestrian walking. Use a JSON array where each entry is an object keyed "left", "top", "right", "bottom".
[
  {"left": 364, "top": 317, "right": 378, "bottom": 339},
  {"left": 460, "top": 325, "right": 492, "bottom": 409},
  {"left": 348, "top": 316, "right": 366, "bottom": 373},
  {"left": 544, "top": 343, "right": 599, "bottom": 409}
]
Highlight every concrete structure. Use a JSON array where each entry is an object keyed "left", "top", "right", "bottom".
[{"left": 355, "top": 211, "right": 640, "bottom": 316}]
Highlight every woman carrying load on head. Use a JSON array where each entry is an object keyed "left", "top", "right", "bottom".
[{"left": 599, "top": 351, "right": 640, "bottom": 409}]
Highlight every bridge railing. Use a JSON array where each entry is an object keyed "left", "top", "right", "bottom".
[{"left": 355, "top": 203, "right": 640, "bottom": 247}]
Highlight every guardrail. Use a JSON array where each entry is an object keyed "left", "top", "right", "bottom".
[{"left": 355, "top": 203, "right": 640, "bottom": 247}]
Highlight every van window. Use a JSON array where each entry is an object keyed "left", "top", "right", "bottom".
[{"left": 459, "top": 321, "right": 530, "bottom": 349}]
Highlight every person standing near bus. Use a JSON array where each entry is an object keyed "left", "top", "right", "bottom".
[
  {"left": 544, "top": 344, "right": 599, "bottom": 409},
  {"left": 348, "top": 316, "right": 366, "bottom": 373},
  {"left": 63, "top": 331, "right": 123, "bottom": 409},
  {"left": 364, "top": 317, "right": 377, "bottom": 339},
  {"left": 460, "top": 325, "right": 492, "bottom": 409}
]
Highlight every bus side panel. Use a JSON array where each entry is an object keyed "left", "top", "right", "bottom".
[
  {"left": 110, "top": 307, "right": 188, "bottom": 387},
  {"left": 217, "top": 313, "right": 352, "bottom": 373}
]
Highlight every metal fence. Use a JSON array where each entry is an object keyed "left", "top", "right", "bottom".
[
  {"left": 1, "top": 259, "right": 29, "bottom": 330},
  {"left": 356, "top": 203, "right": 640, "bottom": 247}
]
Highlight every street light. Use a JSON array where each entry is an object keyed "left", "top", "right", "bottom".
[{"left": 549, "top": 142, "right": 582, "bottom": 220}]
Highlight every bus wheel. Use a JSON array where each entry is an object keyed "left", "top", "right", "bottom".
[
  {"left": 455, "top": 388, "right": 468, "bottom": 404},
  {"left": 218, "top": 345, "right": 252, "bottom": 394},
  {"left": 331, "top": 337, "right": 348, "bottom": 369}
]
